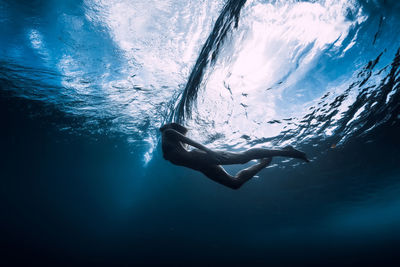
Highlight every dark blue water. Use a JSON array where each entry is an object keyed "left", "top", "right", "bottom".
[{"left": 1, "top": 0, "right": 400, "bottom": 265}]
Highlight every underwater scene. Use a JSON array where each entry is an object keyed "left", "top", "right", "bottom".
[{"left": 1, "top": 0, "right": 400, "bottom": 265}]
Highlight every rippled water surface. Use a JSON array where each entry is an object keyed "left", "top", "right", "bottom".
[{"left": 1, "top": 0, "right": 400, "bottom": 265}]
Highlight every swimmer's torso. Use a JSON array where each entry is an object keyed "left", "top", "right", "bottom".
[{"left": 161, "top": 132, "right": 189, "bottom": 165}]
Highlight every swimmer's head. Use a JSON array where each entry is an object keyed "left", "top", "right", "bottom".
[{"left": 159, "top": 123, "right": 188, "bottom": 135}]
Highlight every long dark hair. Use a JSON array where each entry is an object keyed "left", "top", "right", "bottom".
[{"left": 159, "top": 123, "right": 188, "bottom": 135}]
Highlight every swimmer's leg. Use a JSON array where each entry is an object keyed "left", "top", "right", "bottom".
[
  {"left": 217, "top": 145, "right": 309, "bottom": 165},
  {"left": 232, "top": 157, "right": 272, "bottom": 188},
  {"left": 200, "top": 158, "right": 272, "bottom": 190}
]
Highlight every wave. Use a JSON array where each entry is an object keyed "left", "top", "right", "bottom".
[
  {"left": 1, "top": 0, "right": 400, "bottom": 164},
  {"left": 171, "top": 0, "right": 400, "bottom": 155}
]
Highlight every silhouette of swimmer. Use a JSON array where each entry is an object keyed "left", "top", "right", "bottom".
[{"left": 160, "top": 123, "right": 309, "bottom": 189}]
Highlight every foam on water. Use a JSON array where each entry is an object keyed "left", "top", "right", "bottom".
[{"left": 1, "top": 0, "right": 400, "bottom": 165}]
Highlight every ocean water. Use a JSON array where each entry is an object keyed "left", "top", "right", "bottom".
[{"left": 1, "top": 0, "right": 400, "bottom": 265}]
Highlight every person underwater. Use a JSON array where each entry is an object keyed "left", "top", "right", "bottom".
[{"left": 160, "top": 123, "right": 309, "bottom": 189}]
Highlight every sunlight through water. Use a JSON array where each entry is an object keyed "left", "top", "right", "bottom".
[{"left": 1, "top": 0, "right": 400, "bottom": 165}]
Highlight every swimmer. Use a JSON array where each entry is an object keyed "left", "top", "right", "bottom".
[{"left": 160, "top": 123, "right": 309, "bottom": 189}]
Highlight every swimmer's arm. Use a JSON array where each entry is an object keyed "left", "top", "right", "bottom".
[{"left": 164, "top": 129, "right": 212, "bottom": 153}]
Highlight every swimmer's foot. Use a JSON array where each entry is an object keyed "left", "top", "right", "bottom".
[
  {"left": 258, "top": 157, "right": 272, "bottom": 167},
  {"left": 283, "top": 145, "right": 310, "bottom": 162}
]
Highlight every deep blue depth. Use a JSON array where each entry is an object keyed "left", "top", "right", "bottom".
[{"left": 2, "top": 89, "right": 400, "bottom": 265}]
